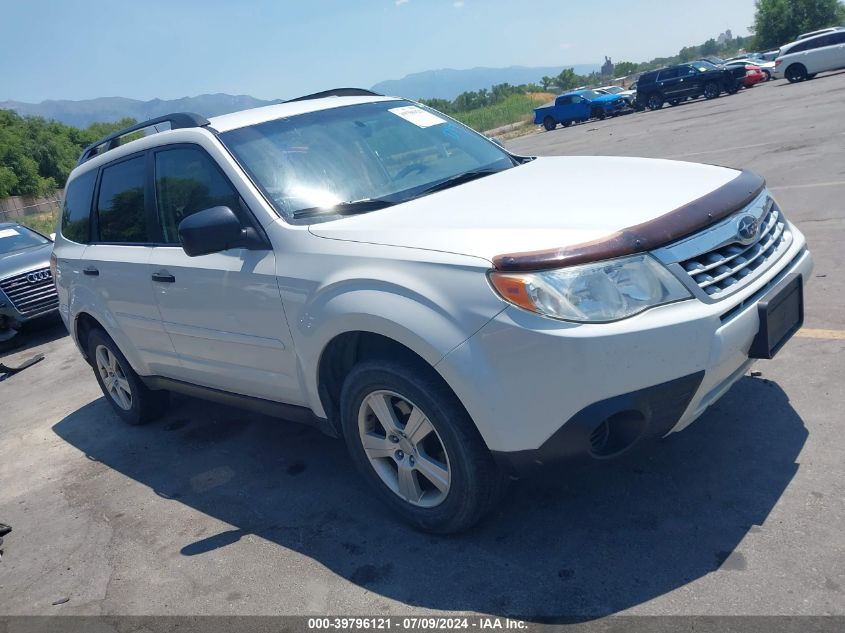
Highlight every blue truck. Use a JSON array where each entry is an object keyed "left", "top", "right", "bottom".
[{"left": 533, "top": 89, "right": 628, "bottom": 131}]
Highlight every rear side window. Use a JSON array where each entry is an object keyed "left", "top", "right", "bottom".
[
  {"left": 831, "top": 32, "right": 845, "bottom": 45},
  {"left": 60, "top": 170, "right": 97, "bottom": 243},
  {"left": 153, "top": 147, "right": 240, "bottom": 243},
  {"left": 657, "top": 68, "right": 679, "bottom": 80},
  {"left": 96, "top": 156, "right": 148, "bottom": 243}
]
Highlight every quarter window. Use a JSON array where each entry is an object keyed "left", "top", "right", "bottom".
[
  {"left": 154, "top": 147, "right": 241, "bottom": 243},
  {"left": 61, "top": 169, "right": 97, "bottom": 243},
  {"left": 96, "top": 156, "right": 148, "bottom": 243}
]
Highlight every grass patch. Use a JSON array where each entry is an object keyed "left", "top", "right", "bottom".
[
  {"left": 452, "top": 93, "right": 553, "bottom": 133},
  {"left": 12, "top": 210, "right": 58, "bottom": 236}
]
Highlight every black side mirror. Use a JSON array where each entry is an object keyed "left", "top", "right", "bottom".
[{"left": 178, "top": 206, "right": 244, "bottom": 257}]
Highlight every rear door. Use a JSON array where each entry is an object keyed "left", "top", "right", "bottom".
[
  {"left": 656, "top": 68, "right": 682, "bottom": 98},
  {"left": 147, "top": 144, "right": 300, "bottom": 404},
  {"left": 80, "top": 153, "right": 178, "bottom": 375}
]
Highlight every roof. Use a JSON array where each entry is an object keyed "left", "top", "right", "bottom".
[{"left": 209, "top": 95, "right": 398, "bottom": 133}]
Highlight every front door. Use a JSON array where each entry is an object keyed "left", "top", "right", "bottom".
[{"left": 147, "top": 145, "right": 301, "bottom": 404}]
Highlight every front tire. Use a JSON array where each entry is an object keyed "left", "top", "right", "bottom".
[
  {"left": 340, "top": 359, "right": 505, "bottom": 533},
  {"left": 542, "top": 116, "right": 556, "bottom": 131},
  {"left": 87, "top": 329, "right": 169, "bottom": 425},
  {"left": 562, "top": 120, "right": 572, "bottom": 128}
]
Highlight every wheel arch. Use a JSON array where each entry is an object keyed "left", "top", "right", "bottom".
[{"left": 315, "top": 330, "right": 482, "bottom": 445}]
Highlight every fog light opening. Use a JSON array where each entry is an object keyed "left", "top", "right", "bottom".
[{"left": 589, "top": 411, "right": 647, "bottom": 458}]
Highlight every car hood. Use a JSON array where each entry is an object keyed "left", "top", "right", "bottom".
[
  {"left": 0, "top": 242, "right": 53, "bottom": 280},
  {"left": 308, "top": 156, "right": 742, "bottom": 264}
]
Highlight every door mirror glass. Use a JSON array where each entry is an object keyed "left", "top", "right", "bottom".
[{"left": 177, "top": 206, "right": 243, "bottom": 257}]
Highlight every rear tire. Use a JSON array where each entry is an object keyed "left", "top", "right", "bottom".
[
  {"left": 542, "top": 117, "right": 556, "bottom": 131},
  {"left": 646, "top": 93, "right": 663, "bottom": 110},
  {"left": 786, "top": 64, "right": 807, "bottom": 83},
  {"left": 340, "top": 359, "right": 505, "bottom": 533},
  {"left": 87, "top": 329, "right": 169, "bottom": 425}
]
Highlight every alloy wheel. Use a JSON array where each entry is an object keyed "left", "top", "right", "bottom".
[
  {"left": 95, "top": 344, "right": 132, "bottom": 411},
  {"left": 357, "top": 390, "right": 451, "bottom": 508}
]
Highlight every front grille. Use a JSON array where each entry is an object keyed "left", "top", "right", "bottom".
[
  {"left": 680, "top": 202, "right": 789, "bottom": 298},
  {"left": 0, "top": 267, "right": 59, "bottom": 315}
]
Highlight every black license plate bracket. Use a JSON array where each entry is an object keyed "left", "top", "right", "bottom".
[{"left": 749, "top": 273, "right": 804, "bottom": 360}]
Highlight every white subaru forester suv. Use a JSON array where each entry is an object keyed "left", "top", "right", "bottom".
[{"left": 53, "top": 89, "right": 812, "bottom": 533}]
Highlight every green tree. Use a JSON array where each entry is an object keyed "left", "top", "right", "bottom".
[
  {"left": 700, "top": 38, "right": 720, "bottom": 56},
  {"left": 753, "top": 0, "right": 845, "bottom": 49},
  {"left": 613, "top": 61, "right": 640, "bottom": 76},
  {"left": 553, "top": 68, "right": 582, "bottom": 91}
]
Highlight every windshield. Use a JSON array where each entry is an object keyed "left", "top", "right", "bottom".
[
  {"left": 0, "top": 225, "right": 49, "bottom": 254},
  {"left": 694, "top": 60, "right": 718, "bottom": 71},
  {"left": 219, "top": 100, "right": 516, "bottom": 222},
  {"left": 603, "top": 86, "right": 623, "bottom": 94},
  {"left": 579, "top": 90, "right": 601, "bottom": 100}
]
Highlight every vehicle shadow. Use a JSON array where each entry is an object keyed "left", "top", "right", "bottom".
[
  {"left": 52, "top": 375, "right": 805, "bottom": 619},
  {"left": 0, "top": 314, "right": 66, "bottom": 360}
]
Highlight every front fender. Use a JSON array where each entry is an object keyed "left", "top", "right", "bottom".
[{"left": 276, "top": 252, "right": 506, "bottom": 418}]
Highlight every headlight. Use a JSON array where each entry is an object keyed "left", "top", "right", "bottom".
[{"left": 488, "top": 254, "right": 692, "bottom": 323}]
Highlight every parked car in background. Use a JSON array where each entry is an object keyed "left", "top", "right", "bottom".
[
  {"left": 773, "top": 29, "right": 845, "bottom": 82},
  {"left": 533, "top": 89, "right": 627, "bottom": 130},
  {"left": 724, "top": 55, "right": 777, "bottom": 80},
  {"left": 0, "top": 223, "right": 58, "bottom": 342},
  {"left": 722, "top": 61, "right": 767, "bottom": 87},
  {"left": 52, "top": 90, "right": 813, "bottom": 532},
  {"left": 635, "top": 61, "right": 738, "bottom": 110},
  {"left": 595, "top": 85, "right": 637, "bottom": 106}
]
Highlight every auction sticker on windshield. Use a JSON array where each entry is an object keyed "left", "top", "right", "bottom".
[{"left": 389, "top": 105, "right": 446, "bottom": 128}]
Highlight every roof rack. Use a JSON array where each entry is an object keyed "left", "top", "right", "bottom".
[
  {"left": 286, "top": 88, "right": 383, "bottom": 103},
  {"left": 77, "top": 112, "right": 211, "bottom": 165}
]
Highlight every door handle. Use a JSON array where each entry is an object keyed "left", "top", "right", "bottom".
[
  {"left": 151, "top": 272, "right": 175, "bottom": 283},
  {"left": 83, "top": 267, "right": 99, "bottom": 276}
]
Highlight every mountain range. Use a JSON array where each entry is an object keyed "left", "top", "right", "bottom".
[
  {"left": 0, "top": 94, "right": 282, "bottom": 128},
  {"left": 372, "top": 64, "right": 600, "bottom": 100},
  {"left": 1, "top": 64, "right": 600, "bottom": 127}
]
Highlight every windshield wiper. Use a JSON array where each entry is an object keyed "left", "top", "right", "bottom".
[
  {"left": 413, "top": 168, "right": 504, "bottom": 197},
  {"left": 293, "top": 198, "right": 397, "bottom": 220}
]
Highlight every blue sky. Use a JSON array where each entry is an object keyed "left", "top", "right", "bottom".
[{"left": 1, "top": 0, "right": 756, "bottom": 102}]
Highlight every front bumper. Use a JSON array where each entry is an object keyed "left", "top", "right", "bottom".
[{"left": 435, "top": 233, "right": 812, "bottom": 473}]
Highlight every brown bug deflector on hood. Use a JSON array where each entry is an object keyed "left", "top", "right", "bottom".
[{"left": 492, "top": 169, "right": 766, "bottom": 272}]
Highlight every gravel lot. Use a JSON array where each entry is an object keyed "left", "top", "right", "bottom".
[{"left": 1, "top": 73, "right": 843, "bottom": 619}]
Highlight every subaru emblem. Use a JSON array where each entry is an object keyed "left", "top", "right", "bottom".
[{"left": 736, "top": 215, "right": 759, "bottom": 244}]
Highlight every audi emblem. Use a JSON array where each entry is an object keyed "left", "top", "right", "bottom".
[
  {"left": 27, "top": 270, "right": 51, "bottom": 283},
  {"left": 736, "top": 214, "right": 759, "bottom": 244}
]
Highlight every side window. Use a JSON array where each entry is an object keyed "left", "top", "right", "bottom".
[
  {"left": 830, "top": 32, "right": 845, "bottom": 45},
  {"left": 789, "top": 41, "right": 809, "bottom": 54},
  {"left": 60, "top": 169, "right": 97, "bottom": 243},
  {"left": 96, "top": 156, "right": 148, "bottom": 243},
  {"left": 557, "top": 96, "right": 572, "bottom": 105},
  {"left": 154, "top": 147, "right": 241, "bottom": 244},
  {"left": 657, "top": 68, "right": 678, "bottom": 81}
]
